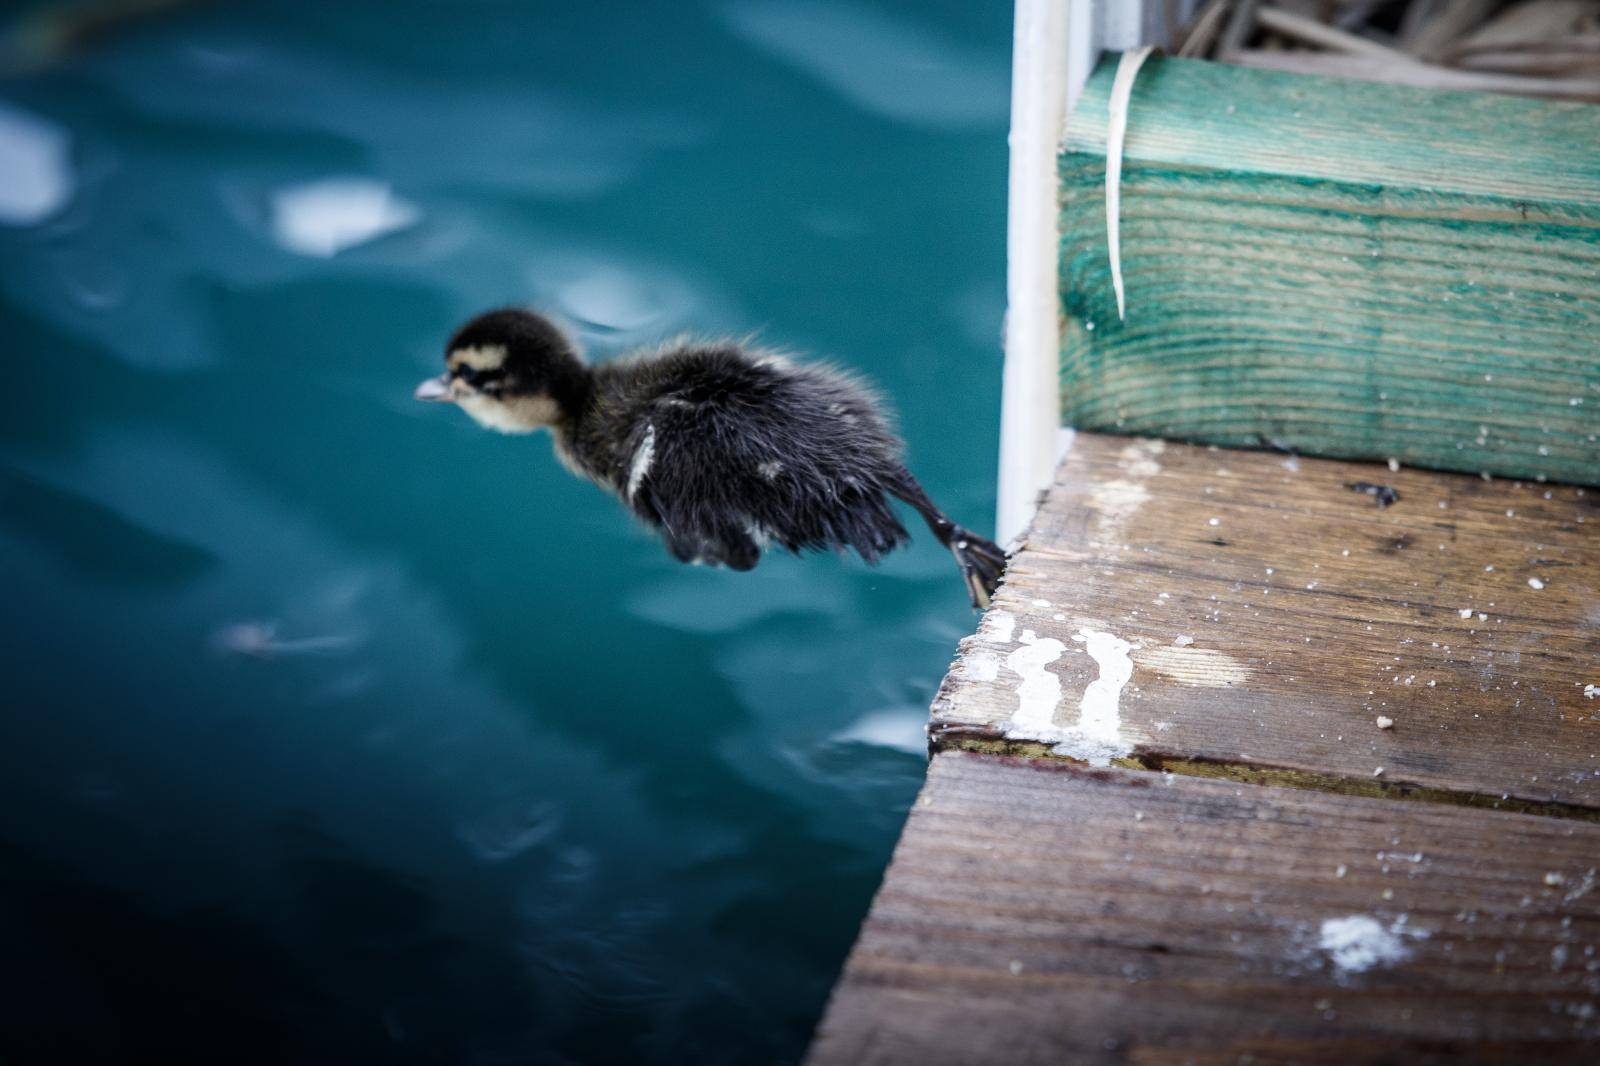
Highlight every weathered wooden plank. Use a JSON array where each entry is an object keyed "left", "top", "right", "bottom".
[
  {"left": 1230, "top": 48, "right": 1600, "bottom": 101},
  {"left": 933, "top": 433, "right": 1600, "bottom": 810},
  {"left": 807, "top": 751, "right": 1600, "bottom": 1066},
  {"left": 1067, "top": 53, "right": 1600, "bottom": 197},
  {"left": 1058, "top": 55, "right": 1600, "bottom": 486}
]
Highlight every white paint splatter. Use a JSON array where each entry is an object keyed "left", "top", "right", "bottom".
[
  {"left": 270, "top": 177, "right": 419, "bottom": 257},
  {"left": 1089, "top": 479, "right": 1150, "bottom": 546},
  {"left": 983, "top": 608, "right": 1016, "bottom": 645},
  {"left": 1528, "top": 577, "right": 1545, "bottom": 590},
  {"left": 1116, "top": 439, "right": 1164, "bottom": 478},
  {"left": 961, "top": 650, "right": 1001, "bottom": 683},
  {"left": 1000, "top": 626, "right": 1138, "bottom": 766},
  {"left": 1082, "top": 441, "right": 1164, "bottom": 548},
  {"left": 957, "top": 608, "right": 1015, "bottom": 683},
  {"left": 1093, "top": 478, "right": 1151, "bottom": 513},
  {"left": 1073, "top": 630, "right": 1134, "bottom": 756},
  {"left": 1005, "top": 629, "right": 1065, "bottom": 736},
  {"left": 1319, "top": 915, "right": 1425, "bottom": 978}
]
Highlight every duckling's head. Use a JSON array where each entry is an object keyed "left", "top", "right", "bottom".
[{"left": 415, "top": 308, "right": 591, "bottom": 433}]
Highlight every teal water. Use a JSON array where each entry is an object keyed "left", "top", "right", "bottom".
[{"left": 0, "top": 2, "right": 1008, "bottom": 1062}]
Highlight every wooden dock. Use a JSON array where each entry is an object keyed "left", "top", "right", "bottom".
[{"left": 808, "top": 434, "right": 1599, "bottom": 1063}]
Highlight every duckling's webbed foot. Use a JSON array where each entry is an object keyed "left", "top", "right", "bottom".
[
  {"left": 886, "top": 467, "right": 1009, "bottom": 609},
  {"left": 946, "top": 526, "right": 1007, "bottom": 609}
]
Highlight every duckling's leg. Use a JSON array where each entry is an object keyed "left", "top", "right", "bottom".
[{"left": 887, "top": 468, "right": 1008, "bottom": 609}]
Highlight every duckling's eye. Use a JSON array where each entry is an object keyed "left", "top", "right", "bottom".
[{"left": 455, "top": 366, "right": 479, "bottom": 386}]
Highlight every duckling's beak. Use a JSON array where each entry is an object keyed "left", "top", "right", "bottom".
[{"left": 414, "top": 374, "right": 453, "bottom": 402}]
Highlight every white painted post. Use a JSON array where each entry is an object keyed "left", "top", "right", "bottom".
[
  {"left": 996, "top": 0, "right": 1071, "bottom": 547},
  {"left": 995, "top": 0, "right": 1180, "bottom": 547}
]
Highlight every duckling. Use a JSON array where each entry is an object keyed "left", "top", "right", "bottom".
[{"left": 415, "top": 309, "right": 1007, "bottom": 607}]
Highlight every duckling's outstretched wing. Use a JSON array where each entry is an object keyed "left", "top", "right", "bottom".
[
  {"left": 619, "top": 392, "right": 765, "bottom": 571},
  {"left": 618, "top": 350, "right": 910, "bottom": 570}
]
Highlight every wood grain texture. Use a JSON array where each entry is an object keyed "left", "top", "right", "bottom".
[
  {"left": 1065, "top": 54, "right": 1600, "bottom": 235},
  {"left": 1231, "top": 48, "right": 1600, "bottom": 101},
  {"left": 807, "top": 751, "right": 1600, "bottom": 1066},
  {"left": 1059, "top": 55, "right": 1600, "bottom": 486},
  {"left": 932, "top": 433, "right": 1600, "bottom": 810}
]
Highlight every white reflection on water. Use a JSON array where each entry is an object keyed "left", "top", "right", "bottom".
[
  {"left": 270, "top": 177, "right": 420, "bottom": 258},
  {"left": 49, "top": 246, "right": 127, "bottom": 311},
  {"left": 719, "top": 1, "right": 1007, "bottom": 129},
  {"left": 213, "top": 619, "right": 359, "bottom": 658},
  {"left": 0, "top": 100, "right": 72, "bottom": 225},
  {"left": 3, "top": 428, "right": 618, "bottom": 865},
  {"left": 530, "top": 251, "right": 735, "bottom": 347},
  {"left": 623, "top": 560, "right": 847, "bottom": 634},
  {"left": 0, "top": 429, "right": 756, "bottom": 1033},
  {"left": 457, "top": 799, "right": 562, "bottom": 863},
  {"left": 558, "top": 270, "right": 683, "bottom": 336},
  {"left": 99, "top": 40, "right": 703, "bottom": 198},
  {"left": 831, "top": 706, "right": 926, "bottom": 754}
]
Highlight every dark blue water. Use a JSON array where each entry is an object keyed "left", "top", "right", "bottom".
[{"left": 0, "top": 2, "right": 1008, "bottom": 1062}]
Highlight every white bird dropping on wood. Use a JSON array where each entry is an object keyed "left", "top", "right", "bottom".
[{"left": 1106, "top": 47, "right": 1155, "bottom": 322}]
